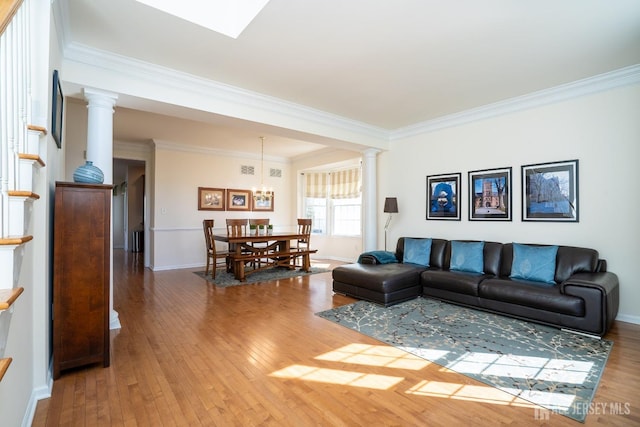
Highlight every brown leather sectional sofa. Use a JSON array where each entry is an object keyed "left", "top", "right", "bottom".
[{"left": 332, "top": 237, "right": 619, "bottom": 336}]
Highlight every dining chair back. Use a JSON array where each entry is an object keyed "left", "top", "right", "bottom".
[
  {"left": 295, "top": 218, "right": 312, "bottom": 249},
  {"left": 249, "top": 218, "right": 270, "bottom": 227},
  {"left": 203, "top": 219, "right": 229, "bottom": 279},
  {"left": 226, "top": 218, "right": 248, "bottom": 236}
]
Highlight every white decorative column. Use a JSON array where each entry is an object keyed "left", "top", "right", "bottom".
[
  {"left": 362, "top": 149, "right": 379, "bottom": 252},
  {"left": 83, "top": 88, "right": 121, "bottom": 330}
]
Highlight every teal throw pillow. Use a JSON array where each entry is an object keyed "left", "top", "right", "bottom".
[
  {"left": 450, "top": 241, "right": 485, "bottom": 274},
  {"left": 510, "top": 243, "right": 559, "bottom": 285},
  {"left": 403, "top": 238, "right": 432, "bottom": 267}
]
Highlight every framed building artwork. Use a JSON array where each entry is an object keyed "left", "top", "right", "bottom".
[
  {"left": 426, "top": 172, "right": 461, "bottom": 221},
  {"left": 521, "top": 159, "right": 579, "bottom": 222},
  {"left": 197, "top": 187, "right": 225, "bottom": 211},
  {"left": 468, "top": 167, "right": 512, "bottom": 221}
]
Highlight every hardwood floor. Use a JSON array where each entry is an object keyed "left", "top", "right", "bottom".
[{"left": 33, "top": 251, "right": 640, "bottom": 426}]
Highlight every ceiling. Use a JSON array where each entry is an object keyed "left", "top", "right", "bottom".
[{"left": 58, "top": 0, "right": 640, "bottom": 158}]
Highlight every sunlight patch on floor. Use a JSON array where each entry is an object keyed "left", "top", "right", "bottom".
[
  {"left": 310, "top": 262, "right": 331, "bottom": 269},
  {"left": 446, "top": 352, "right": 593, "bottom": 385},
  {"left": 407, "top": 380, "right": 536, "bottom": 408},
  {"left": 270, "top": 364, "right": 404, "bottom": 390},
  {"left": 316, "top": 343, "right": 430, "bottom": 370}
]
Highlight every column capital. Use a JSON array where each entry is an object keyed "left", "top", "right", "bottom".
[
  {"left": 83, "top": 88, "right": 118, "bottom": 109},
  {"left": 362, "top": 148, "right": 381, "bottom": 158}
]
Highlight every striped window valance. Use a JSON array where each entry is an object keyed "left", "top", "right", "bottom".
[
  {"left": 304, "top": 172, "right": 329, "bottom": 198},
  {"left": 330, "top": 167, "right": 361, "bottom": 199}
]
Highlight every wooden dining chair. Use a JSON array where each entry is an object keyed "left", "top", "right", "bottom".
[
  {"left": 248, "top": 218, "right": 270, "bottom": 266},
  {"left": 294, "top": 218, "right": 312, "bottom": 250},
  {"left": 203, "top": 219, "right": 229, "bottom": 279},
  {"left": 293, "top": 218, "right": 312, "bottom": 267},
  {"left": 226, "top": 218, "right": 248, "bottom": 237},
  {"left": 249, "top": 218, "right": 270, "bottom": 228}
]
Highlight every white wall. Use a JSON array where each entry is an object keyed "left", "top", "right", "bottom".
[
  {"left": 380, "top": 83, "right": 640, "bottom": 322},
  {"left": 151, "top": 144, "right": 293, "bottom": 270}
]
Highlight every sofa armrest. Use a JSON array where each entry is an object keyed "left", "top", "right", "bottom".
[
  {"left": 561, "top": 271, "right": 619, "bottom": 336},
  {"left": 560, "top": 272, "right": 619, "bottom": 296},
  {"left": 359, "top": 255, "right": 380, "bottom": 265}
]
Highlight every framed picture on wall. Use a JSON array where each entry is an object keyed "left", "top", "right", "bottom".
[
  {"left": 426, "top": 172, "right": 461, "bottom": 220},
  {"left": 252, "top": 193, "right": 274, "bottom": 212},
  {"left": 226, "top": 189, "right": 251, "bottom": 211},
  {"left": 521, "top": 159, "right": 579, "bottom": 222},
  {"left": 51, "top": 69, "right": 64, "bottom": 149},
  {"left": 468, "top": 167, "right": 512, "bottom": 221},
  {"left": 197, "top": 187, "right": 226, "bottom": 211}
]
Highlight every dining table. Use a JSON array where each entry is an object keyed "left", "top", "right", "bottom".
[{"left": 212, "top": 231, "right": 316, "bottom": 281}]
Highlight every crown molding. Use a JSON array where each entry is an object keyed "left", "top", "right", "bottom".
[
  {"left": 61, "top": 41, "right": 390, "bottom": 142},
  {"left": 151, "top": 139, "right": 289, "bottom": 163},
  {"left": 391, "top": 64, "right": 640, "bottom": 140}
]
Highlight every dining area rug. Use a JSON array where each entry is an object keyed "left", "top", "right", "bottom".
[
  {"left": 194, "top": 265, "right": 330, "bottom": 287},
  {"left": 316, "top": 297, "right": 613, "bottom": 422}
]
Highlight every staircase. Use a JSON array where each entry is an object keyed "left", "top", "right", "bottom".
[{"left": 0, "top": 0, "right": 43, "bottom": 381}]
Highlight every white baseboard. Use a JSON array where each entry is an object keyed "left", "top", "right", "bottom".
[{"left": 615, "top": 313, "right": 640, "bottom": 325}]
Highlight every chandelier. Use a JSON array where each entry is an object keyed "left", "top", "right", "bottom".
[{"left": 253, "top": 136, "right": 272, "bottom": 203}]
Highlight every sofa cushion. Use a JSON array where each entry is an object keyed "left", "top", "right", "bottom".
[
  {"left": 403, "top": 238, "right": 432, "bottom": 267},
  {"left": 479, "top": 278, "right": 584, "bottom": 316},
  {"left": 421, "top": 270, "right": 487, "bottom": 297},
  {"left": 450, "top": 241, "right": 485, "bottom": 274},
  {"left": 510, "top": 243, "right": 558, "bottom": 284}
]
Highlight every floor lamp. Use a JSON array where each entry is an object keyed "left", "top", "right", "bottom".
[{"left": 383, "top": 197, "right": 398, "bottom": 251}]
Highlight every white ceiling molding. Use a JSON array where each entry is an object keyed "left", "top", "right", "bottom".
[
  {"left": 151, "top": 139, "right": 289, "bottom": 163},
  {"left": 61, "top": 41, "right": 391, "bottom": 145},
  {"left": 68, "top": 39, "right": 640, "bottom": 147},
  {"left": 392, "top": 64, "right": 640, "bottom": 140}
]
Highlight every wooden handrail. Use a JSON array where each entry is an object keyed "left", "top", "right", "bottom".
[{"left": 0, "top": 0, "right": 23, "bottom": 37}]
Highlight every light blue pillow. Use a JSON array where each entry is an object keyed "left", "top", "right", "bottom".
[
  {"left": 403, "top": 238, "right": 432, "bottom": 267},
  {"left": 450, "top": 241, "right": 485, "bottom": 274},
  {"left": 510, "top": 243, "right": 559, "bottom": 285}
]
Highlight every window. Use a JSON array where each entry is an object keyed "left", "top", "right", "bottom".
[
  {"left": 332, "top": 196, "right": 361, "bottom": 236},
  {"left": 302, "top": 166, "right": 361, "bottom": 236}
]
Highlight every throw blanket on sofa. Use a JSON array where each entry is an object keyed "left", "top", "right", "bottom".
[{"left": 357, "top": 250, "right": 398, "bottom": 264}]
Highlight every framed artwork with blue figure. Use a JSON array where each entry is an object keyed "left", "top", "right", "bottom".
[{"left": 426, "top": 172, "right": 461, "bottom": 220}]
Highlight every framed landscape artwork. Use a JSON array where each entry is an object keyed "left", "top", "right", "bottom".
[
  {"left": 197, "top": 187, "right": 225, "bottom": 211},
  {"left": 252, "top": 193, "right": 274, "bottom": 212},
  {"left": 521, "top": 159, "right": 579, "bottom": 222},
  {"left": 468, "top": 167, "right": 512, "bottom": 221},
  {"left": 426, "top": 172, "right": 461, "bottom": 221},
  {"left": 226, "top": 189, "right": 251, "bottom": 211}
]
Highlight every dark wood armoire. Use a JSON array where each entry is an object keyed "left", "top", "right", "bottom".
[{"left": 53, "top": 182, "right": 112, "bottom": 379}]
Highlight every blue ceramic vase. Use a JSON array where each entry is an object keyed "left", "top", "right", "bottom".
[{"left": 73, "top": 161, "right": 104, "bottom": 184}]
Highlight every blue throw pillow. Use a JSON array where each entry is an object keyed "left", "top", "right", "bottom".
[
  {"left": 510, "top": 243, "right": 559, "bottom": 285},
  {"left": 403, "top": 238, "right": 432, "bottom": 267},
  {"left": 450, "top": 241, "right": 485, "bottom": 274}
]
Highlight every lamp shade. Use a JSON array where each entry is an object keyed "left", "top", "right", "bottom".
[{"left": 383, "top": 197, "right": 398, "bottom": 213}]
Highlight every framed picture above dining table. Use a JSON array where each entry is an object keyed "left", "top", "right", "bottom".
[
  {"left": 227, "top": 189, "right": 251, "bottom": 211},
  {"left": 197, "top": 187, "right": 226, "bottom": 211}
]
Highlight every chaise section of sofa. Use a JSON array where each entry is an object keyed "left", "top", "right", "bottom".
[{"left": 332, "top": 238, "right": 448, "bottom": 306}]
